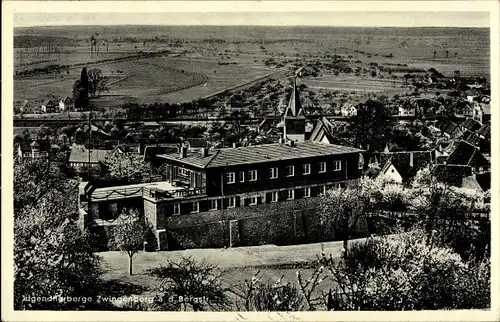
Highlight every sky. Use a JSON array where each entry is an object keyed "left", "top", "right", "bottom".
[{"left": 14, "top": 11, "right": 490, "bottom": 28}]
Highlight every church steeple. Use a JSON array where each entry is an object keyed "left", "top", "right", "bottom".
[
  {"left": 284, "top": 76, "right": 303, "bottom": 118},
  {"left": 283, "top": 73, "right": 306, "bottom": 143}
]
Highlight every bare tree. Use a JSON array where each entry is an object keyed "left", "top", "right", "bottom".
[
  {"left": 114, "top": 208, "right": 153, "bottom": 275},
  {"left": 87, "top": 68, "right": 110, "bottom": 98}
]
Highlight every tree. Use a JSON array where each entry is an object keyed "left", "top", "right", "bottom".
[
  {"left": 14, "top": 157, "right": 101, "bottom": 309},
  {"left": 433, "top": 51, "right": 437, "bottom": 59},
  {"left": 72, "top": 79, "right": 89, "bottom": 111},
  {"left": 319, "top": 229, "right": 490, "bottom": 310},
  {"left": 80, "top": 67, "right": 89, "bottom": 92},
  {"left": 445, "top": 50, "right": 449, "bottom": 58},
  {"left": 349, "top": 99, "right": 393, "bottom": 153},
  {"left": 87, "top": 68, "right": 110, "bottom": 98},
  {"left": 105, "top": 150, "right": 153, "bottom": 183},
  {"left": 114, "top": 208, "right": 153, "bottom": 275},
  {"left": 318, "top": 185, "right": 374, "bottom": 256},
  {"left": 149, "top": 256, "right": 231, "bottom": 311},
  {"left": 207, "top": 110, "right": 257, "bottom": 147}
]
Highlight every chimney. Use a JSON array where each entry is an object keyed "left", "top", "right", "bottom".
[
  {"left": 409, "top": 151, "right": 414, "bottom": 167},
  {"left": 232, "top": 142, "right": 237, "bottom": 148},
  {"left": 179, "top": 146, "right": 187, "bottom": 159},
  {"left": 202, "top": 147, "right": 209, "bottom": 158},
  {"left": 278, "top": 137, "right": 284, "bottom": 144}
]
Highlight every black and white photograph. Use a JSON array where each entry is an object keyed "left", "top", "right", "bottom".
[{"left": 2, "top": 1, "right": 498, "bottom": 320}]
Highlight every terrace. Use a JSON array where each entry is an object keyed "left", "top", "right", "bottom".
[{"left": 85, "top": 180, "right": 206, "bottom": 203}]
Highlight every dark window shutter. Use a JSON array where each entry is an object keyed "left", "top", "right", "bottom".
[
  {"left": 244, "top": 198, "right": 249, "bottom": 206},
  {"left": 257, "top": 196, "right": 262, "bottom": 205},
  {"left": 236, "top": 196, "right": 241, "bottom": 207},
  {"left": 223, "top": 198, "right": 229, "bottom": 209}
]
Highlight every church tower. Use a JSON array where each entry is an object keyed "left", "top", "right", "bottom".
[{"left": 283, "top": 76, "right": 306, "bottom": 142}]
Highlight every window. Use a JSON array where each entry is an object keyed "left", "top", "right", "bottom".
[
  {"left": 249, "top": 170, "right": 258, "bottom": 181},
  {"left": 173, "top": 204, "right": 180, "bottom": 215},
  {"left": 333, "top": 183, "right": 342, "bottom": 189},
  {"left": 179, "top": 168, "right": 189, "bottom": 176},
  {"left": 270, "top": 191, "right": 278, "bottom": 203},
  {"left": 319, "top": 162, "right": 326, "bottom": 173},
  {"left": 209, "top": 199, "right": 218, "bottom": 211},
  {"left": 226, "top": 172, "right": 235, "bottom": 184},
  {"left": 287, "top": 189, "right": 295, "bottom": 200},
  {"left": 228, "top": 197, "right": 236, "bottom": 208},
  {"left": 285, "top": 166, "right": 294, "bottom": 177},
  {"left": 269, "top": 167, "right": 278, "bottom": 179},
  {"left": 303, "top": 187, "right": 311, "bottom": 198},
  {"left": 333, "top": 160, "right": 342, "bottom": 171},
  {"left": 358, "top": 153, "right": 364, "bottom": 169},
  {"left": 303, "top": 164, "right": 311, "bottom": 175},
  {"left": 192, "top": 202, "right": 199, "bottom": 213},
  {"left": 320, "top": 186, "right": 326, "bottom": 195},
  {"left": 239, "top": 171, "right": 245, "bottom": 182},
  {"left": 249, "top": 196, "right": 258, "bottom": 206}
]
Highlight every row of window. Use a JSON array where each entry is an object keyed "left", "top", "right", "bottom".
[
  {"left": 225, "top": 161, "right": 342, "bottom": 184},
  {"left": 172, "top": 185, "right": 343, "bottom": 215}
]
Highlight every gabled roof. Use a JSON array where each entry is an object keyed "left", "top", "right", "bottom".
[
  {"left": 69, "top": 148, "right": 111, "bottom": 164},
  {"left": 461, "top": 130, "right": 481, "bottom": 146},
  {"left": 158, "top": 141, "right": 364, "bottom": 169},
  {"left": 476, "top": 124, "right": 490, "bottom": 138},
  {"left": 437, "top": 119, "right": 459, "bottom": 136},
  {"left": 19, "top": 140, "right": 51, "bottom": 152},
  {"left": 475, "top": 172, "right": 491, "bottom": 192},
  {"left": 187, "top": 138, "right": 208, "bottom": 148},
  {"left": 461, "top": 118, "right": 482, "bottom": 132},
  {"left": 446, "top": 140, "right": 486, "bottom": 166},
  {"left": 42, "top": 99, "right": 55, "bottom": 106},
  {"left": 432, "top": 164, "right": 473, "bottom": 187},
  {"left": 376, "top": 151, "right": 433, "bottom": 182},
  {"left": 284, "top": 77, "right": 304, "bottom": 118},
  {"left": 309, "top": 118, "right": 335, "bottom": 144}
]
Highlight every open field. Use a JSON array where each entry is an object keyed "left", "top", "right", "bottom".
[
  {"left": 303, "top": 75, "right": 410, "bottom": 94},
  {"left": 14, "top": 55, "right": 276, "bottom": 104},
  {"left": 99, "top": 238, "right": 359, "bottom": 309}
]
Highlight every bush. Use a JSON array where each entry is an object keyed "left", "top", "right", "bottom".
[{"left": 320, "top": 230, "right": 490, "bottom": 310}]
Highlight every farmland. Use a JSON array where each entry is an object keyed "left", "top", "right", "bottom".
[{"left": 13, "top": 25, "right": 489, "bottom": 112}]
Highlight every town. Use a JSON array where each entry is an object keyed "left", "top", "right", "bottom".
[{"left": 12, "top": 20, "right": 491, "bottom": 313}]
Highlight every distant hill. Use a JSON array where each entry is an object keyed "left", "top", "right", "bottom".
[{"left": 14, "top": 35, "right": 78, "bottom": 48}]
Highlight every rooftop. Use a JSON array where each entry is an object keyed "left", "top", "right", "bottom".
[
  {"left": 69, "top": 148, "right": 111, "bottom": 164},
  {"left": 158, "top": 141, "right": 364, "bottom": 169}
]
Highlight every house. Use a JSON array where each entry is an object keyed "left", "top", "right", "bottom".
[
  {"left": 20, "top": 100, "right": 40, "bottom": 114},
  {"left": 398, "top": 103, "right": 416, "bottom": 117},
  {"left": 40, "top": 99, "right": 57, "bottom": 113},
  {"left": 17, "top": 140, "right": 51, "bottom": 160},
  {"left": 472, "top": 102, "right": 491, "bottom": 124},
  {"left": 436, "top": 119, "right": 460, "bottom": 138},
  {"left": 462, "top": 172, "right": 491, "bottom": 194},
  {"left": 185, "top": 138, "right": 209, "bottom": 151},
  {"left": 309, "top": 117, "right": 336, "bottom": 144},
  {"left": 68, "top": 147, "right": 111, "bottom": 172},
  {"left": 432, "top": 164, "right": 473, "bottom": 187},
  {"left": 340, "top": 103, "right": 357, "bottom": 117},
  {"left": 374, "top": 151, "right": 433, "bottom": 184},
  {"left": 157, "top": 140, "right": 365, "bottom": 214},
  {"left": 443, "top": 140, "right": 490, "bottom": 173},
  {"left": 81, "top": 140, "right": 366, "bottom": 251},
  {"left": 460, "top": 118, "right": 482, "bottom": 132},
  {"left": 59, "top": 96, "right": 74, "bottom": 111}
]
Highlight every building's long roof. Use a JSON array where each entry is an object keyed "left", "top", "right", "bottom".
[
  {"left": 158, "top": 141, "right": 364, "bottom": 169},
  {"left": 69, "top": 148, "right": 111, "bottom": 164}
]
